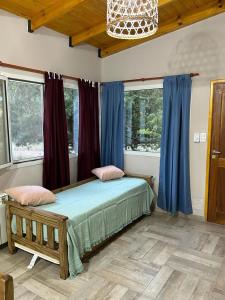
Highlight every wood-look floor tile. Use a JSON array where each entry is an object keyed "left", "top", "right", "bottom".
[
  {"left": 190, "top": 279, "right": 212, "bottom": 300},
  {"left": 201, "top": 235, "right": 220, "bottom": 255},
  {"left": 96, "top": 269, "right": 145, "bottom": 293},
  {"left": 141, "top": 241, "right": 167, "bottom": 264},
  {"left": 22, "top": 278, "right": 67, "bottom": 300},
  {"left": 1, "top": 212, "right": 225, "bottom": 300},
  {"left": 143, "top": 265, "right": 174, "bottom": 298},
  {"left": 209, "top": 290, "right": 225, "bottom": 300},
  {"left": 129, "top": 238, "right": 158, "bottom": 260},
  {"left": 153, "top": 244, "right": 177, "bottom": 266},
  {"left": 155, "top": 269, "right": 185, "bottom": 300},
  {"left": 104, "top": 284, "right": 128, "bottom": 300},
  {"left": 167, "top": 255, "right": 219, "bottom": 282},
  {"left": 14, "top": 285, "right": 44, "bottom": 300},
  {"left": 213, "top": 237, "right": 225, "bottom": 257},
  {"left": 120, "top": 289, "right": 139, "bottom": 300},
  {"left": 173, "top": 274, "right": 200, "bottom": 300},
  {"left": 69, "top": 275, "right": 110, "bottom": 300}
]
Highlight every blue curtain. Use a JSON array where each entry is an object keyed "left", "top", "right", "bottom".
[
  {"left": 101, "top": 81, "right": 124, "bottom": 169},
  {"left": 158, "top": 75, "right": 193, "bottom": 214}
]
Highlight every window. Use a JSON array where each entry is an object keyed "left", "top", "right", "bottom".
[
  {"left": 8, "top": 79, "right": 44, "bottom": 162},
  {"left": 0, "top": 75, "right": 79, "bottom": 165},
  {"left": 124, "top": 86, "right": 163, "bottom": 153},
  {"left": 0, "top": 78, "right": 11, "bottom": 168},
  {"left": 64, "top": 87, "right": 79, "bottom": 154}
]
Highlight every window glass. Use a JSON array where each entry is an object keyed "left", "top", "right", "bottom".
[
  {"left": 8, "top": 79, "right": 44, "bottom": 162},
  {"left": 7, "top": 80, "right": 79, "bottom": 163},
  {"left": 64, "top": 87, "right": 79, "bottom": 154},
  {"left": 0, "top": 79, "right": 11, "bottom": 166},
  {"left": 124, "top": 88, "right": 163, "bottom": 153}
]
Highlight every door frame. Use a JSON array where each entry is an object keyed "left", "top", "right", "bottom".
[{"left": 205, "top": 79, "right": 225, "bottom": 221}]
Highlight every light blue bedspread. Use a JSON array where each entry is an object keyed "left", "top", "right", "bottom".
[{"left": 15, "top": 177, "right": 154, "bottom": 277}]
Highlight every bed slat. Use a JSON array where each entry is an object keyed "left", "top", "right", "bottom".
[
  {"left": 36, "top": 222, "right": 43, "bottom": 245},
  {"left": 25, "top": 219, "right": 32, "bottom": 241},
  {"left": 16, "top": 216, "right": 23, "bottom": 238},
  {"left": 47, "top": 226, "right": 55, "bottom": 249}
]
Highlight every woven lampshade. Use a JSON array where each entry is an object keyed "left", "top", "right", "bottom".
[{"left": 107, "top": 0, "right": 158, "bottom": 40}]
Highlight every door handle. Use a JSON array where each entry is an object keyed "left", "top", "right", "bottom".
[{"left": 212, "top": 150, "right": 221, "bottom": 155}]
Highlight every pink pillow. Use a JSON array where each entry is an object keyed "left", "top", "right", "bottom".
[
  {"left": 4, "top": 186, "right": 56, "bottom": 206},
  {"left": 92, "top": 165, "right": 125, "bottom": 181}
]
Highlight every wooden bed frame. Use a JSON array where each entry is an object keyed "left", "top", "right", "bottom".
[{"left": 4, "top": 174, "right": 154, "bottom": 280}]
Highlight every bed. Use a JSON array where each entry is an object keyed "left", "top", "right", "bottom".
[{"left": 4, "top": 174, "right": 155, "bottom": 279}]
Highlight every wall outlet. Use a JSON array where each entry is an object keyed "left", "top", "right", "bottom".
[
  {"left": 200, "top": 133, "right": 207, "bottom": 143},
  {"left": 194, "top": 133, "right": 200, "bottom": 143}
]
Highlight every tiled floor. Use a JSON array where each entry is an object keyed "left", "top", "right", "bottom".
[{"left": 1, "top": 212, "right": 225, "bottom": 299}]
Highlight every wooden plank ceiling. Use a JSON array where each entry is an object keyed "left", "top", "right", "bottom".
[{"left": 0, "top": 0, "right": 225, "bottom": 57}]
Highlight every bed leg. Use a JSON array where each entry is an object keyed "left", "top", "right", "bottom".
[
  {"left": 27, "top": 254, "right": 39, "bottom": 270},
  {"left": 5, "top": 204, "right": 16, "bottom": 254},
  {"left": 58, "top": 221, "right": 69, "bottom": 280},
  {"left": 60, "top": 263, "right": 69, "bottom": 280}
]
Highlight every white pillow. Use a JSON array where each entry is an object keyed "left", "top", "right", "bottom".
[
  {"left": 92, "top": 165, "right": 125, "bottom": 181},
  {"left": 4, "top": 186, "right": 56, "bottom": 206}
]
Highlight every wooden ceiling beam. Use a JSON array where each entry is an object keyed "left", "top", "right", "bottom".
[
  {"left": 70, "top": 0, "right": 175, "bottom": 46},
  {"left": 99, "top": 1, "right": 225, "bottom": 58},
  {"left": 28, "top": 0, "right": 86, "bottom": 32},
  {"left": 70, "top": 22, "right": 106, "bottom": 46}
]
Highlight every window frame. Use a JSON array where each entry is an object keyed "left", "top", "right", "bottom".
[
  {"left": 7, "top": 77, "right": 45, "bottom": 164},
  {"left": 124, "top": 81, "right": 163, "bottom": 157},
  {"left": 0, "top": 76, "right": 12, "bottom": 169}
]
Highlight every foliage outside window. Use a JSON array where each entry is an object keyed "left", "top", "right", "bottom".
[
  {"left": 7, "top": 79, "right": 78, "bottom": 163},
  {"left": 8, "top": 80, "right": 44, "bottom": 162},
  {"left": 124, "top": 88, "right": 163, "bottom": 153},
  {"left": 64, "top": 87, "right": 79, "bottom": 154}
]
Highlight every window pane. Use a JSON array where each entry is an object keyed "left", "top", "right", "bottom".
[
  {"left": 64, "top": 87, "right": 79, "bottom": 154},
  {"left": 0, "top": 79, "right": 10, "bottom": 166},
  {"left": 8, "top": 80, "right": 44, "bottom": 162},
  {"left": 125, "top": 88, "right": 163, "bottom": 152}
]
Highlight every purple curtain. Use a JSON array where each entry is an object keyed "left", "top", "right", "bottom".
[
  {"left": 78, "top": 79, "right": 100, "bottom": 181},
  {"left": 43, "top": 72, "right": 70, "bottom": 190}
]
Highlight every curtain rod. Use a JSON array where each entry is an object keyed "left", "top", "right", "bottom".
[
  {"left": 100, "top": 73, "right": 199, "bottom": 85},
  {"left": 122, "top": 73, "right": 199, "bottom": 83},
  {"left": 0, "top": 61, "right": 199, "bottom": 83},
  {"left": 0, "top": 61, "right": 80, "bottom": 81}
]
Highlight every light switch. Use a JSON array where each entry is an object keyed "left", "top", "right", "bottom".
[
  {"left": 194, "top": 133, "right": 200, "bottom": 143},
  {"left": 200, "top": 133, "right": 207, "bottom": 143}
]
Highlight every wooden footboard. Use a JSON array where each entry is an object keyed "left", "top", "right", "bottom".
[{"left": 4, "top": 200, "right": 69, "bottom": 279}]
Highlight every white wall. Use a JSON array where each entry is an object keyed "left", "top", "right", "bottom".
[
  {"left": 0, "top": 10, "right": 101, "bottom": 82},
  {"left": 102, "top": 13, "right": 225, "bottom": 216},
  {"left": 0, "top": 157, "right": 77, "bottom": 190},
  {"left": 0, "top": 9, "right": 101, "bottom": 189}
]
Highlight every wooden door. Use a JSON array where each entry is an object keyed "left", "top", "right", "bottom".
[{"left": 208, "top": 81, "right": 225, "bottom": 224}]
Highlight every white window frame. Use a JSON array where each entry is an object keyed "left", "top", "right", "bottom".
[
  {"left": 7, "top": 77, "right": 45, "bottom": 164},
  {"left": 0, "top": 70, "right": 45, "bottom": 167},
  {"left": 0, "top": 75, "right": 12, "bottom": 169},
  {"left": 124, "top": 81, "right": 163, "bottom": 157}
]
